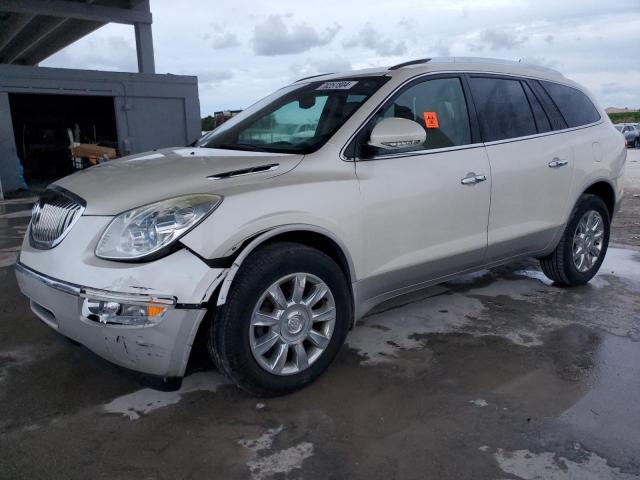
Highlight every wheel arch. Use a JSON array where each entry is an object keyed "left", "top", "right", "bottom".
[
  {"left": 583, "top": 180, "right": 616, "bottom": 218},
  {"left": 215, "top": 224, "right": 356, "bottom": 307}
]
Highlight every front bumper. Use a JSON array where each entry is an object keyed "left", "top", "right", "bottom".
[{"left": 15, "top": 262, "right": 207, "bottom": 378}]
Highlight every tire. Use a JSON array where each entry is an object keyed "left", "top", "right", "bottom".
[
  {"left": 540, "top": 194, "right": 610, "bottom": 286},
  {"left": 635, "top": 138, "right": 640, "bottom": 149},
  {"left": 208, "top": 241, "right": 352, "bottom": 396}
]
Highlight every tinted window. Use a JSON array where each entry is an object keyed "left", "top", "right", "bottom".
[
  {"left": 366, "top": 77, "right": 471, "bottom": 154},
  {"left": 530, "top": 81, "right": 566, "bottom": 130},
  {"left": 522, "top": 82, "right": 552, "bottom": 133},
  {"left": 540, "top": 81, "right": 601, "bottom": 128},
  {"left": 469, "top": 77, "right": 537, "bottom": 142}
]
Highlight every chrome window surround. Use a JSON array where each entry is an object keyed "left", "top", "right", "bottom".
[{"left": 339, "top": 69, "right": 604, "bottom": 162}]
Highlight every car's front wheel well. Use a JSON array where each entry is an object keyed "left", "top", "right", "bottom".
[
  {"left": 583, "top": 181, "right": 615, "bottom": 218},
  {"left": 256, "top": 231, "right": 353, "bottom": 285}
]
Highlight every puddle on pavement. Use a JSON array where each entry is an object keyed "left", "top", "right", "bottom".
[{"left": 3, "top": 246, "right": 639, "bottom": 478}]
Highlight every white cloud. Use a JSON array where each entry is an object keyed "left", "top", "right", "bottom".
[
  {"left": 211, "top": 32, "right": 240, "bottom": 49},
  {"left": 476, "top": 28, "right": 528, "bottom": 51},
  {"left": 252, "top": 15, "right": 340, "bottom": 55},
  {"left": 344, "top": 23, "right": 407, "bottom": 56}
]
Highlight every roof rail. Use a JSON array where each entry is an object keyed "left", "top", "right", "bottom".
[
  {"left": 295, "top": 72, "right": 334, "bottom": 82},
  {"left": 388, "top": 58, "right": 431, "bottom": 70}
]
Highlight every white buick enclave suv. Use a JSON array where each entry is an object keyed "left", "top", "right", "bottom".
[{"left": 16, "top": 58, "right": 626, "bottom": 395}]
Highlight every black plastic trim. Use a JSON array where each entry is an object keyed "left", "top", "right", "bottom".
[
  {"left": 175, "top": 302, "right": 206, "bottom": 310},
  {"left": 295, "top": 72, "right": 335, "bottom": 82},
  {"left": 389, "top": 58, "right": 431, "bottom": 70},
  {"left": 184, "top": 245, "right": 236, "bottom": 268}
]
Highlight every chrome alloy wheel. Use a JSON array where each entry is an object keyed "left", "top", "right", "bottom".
[
  {"left": 572, "top": 210, "right": 605, "bottom": 273},
  {"left": 249, "top": 273, "right": 336, "bottom": 376}
]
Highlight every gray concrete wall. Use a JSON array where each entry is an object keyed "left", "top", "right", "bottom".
[{"left": 0, "top": 64, "right": 200, "bottom": 193}]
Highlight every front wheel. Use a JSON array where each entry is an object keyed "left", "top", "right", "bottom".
[
  {"left": 209, "top": 242, "right": 352, "bottom": 396},
  {"left": 540, "top": 194, "right": 610, "bottom": 286}
]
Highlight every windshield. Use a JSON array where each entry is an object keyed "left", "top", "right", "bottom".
[{"left": 197, "top": 77, "right": 389, "bottom": 154}]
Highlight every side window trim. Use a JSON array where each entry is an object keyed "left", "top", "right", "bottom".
[
  {"left": 529, "top": 79, "right": 568, "bottom": 130},
  {"left": 460, "top": 74, "right": 482, "bottom": 145},
  {"left": 521, "top": 80, "right": 552, "bottom": 134},
  {"left": 353, "top": 73, "right": 476, "bottom": 160}
]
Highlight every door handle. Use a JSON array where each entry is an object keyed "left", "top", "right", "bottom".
[
  {"left": 461, "top": 174, "right": 487, "bottom": 185},
  {"left": 548, "top": 158, "right": 568, "bottom": 168}
]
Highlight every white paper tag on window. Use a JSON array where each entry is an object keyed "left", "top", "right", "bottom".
[{"left": 316, "top": 81, "right": 358, "bottom": 90}]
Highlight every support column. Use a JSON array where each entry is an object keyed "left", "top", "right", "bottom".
[
  {"left": 134, "top": 22, "right": 155, "bottom": 73},
  {"left": 0, "top": 92, "right": 22, "bottom": 194},
  {"left": 133, "top": 0, "right": 154, "bottom": 73}
]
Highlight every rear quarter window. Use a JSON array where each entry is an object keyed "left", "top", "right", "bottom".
[{"left": 539, "top": 81, "right": 601, "bottom": 128}]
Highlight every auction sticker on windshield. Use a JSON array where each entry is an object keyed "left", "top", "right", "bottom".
[{"left": 317, "top": 81, "right": 358, "bottom": 90}]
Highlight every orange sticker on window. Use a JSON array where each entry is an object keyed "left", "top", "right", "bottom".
[{"left": 423, "top": 111, "right": 439, "bottom": 129}]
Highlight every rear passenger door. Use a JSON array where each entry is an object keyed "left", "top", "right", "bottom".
[{"left": 468, "top": 75, "right": 574, "bottom": 262}]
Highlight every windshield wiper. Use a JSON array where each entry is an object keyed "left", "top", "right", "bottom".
[{"left": 215, "top": 143, "right": 267, "bottom": 152}]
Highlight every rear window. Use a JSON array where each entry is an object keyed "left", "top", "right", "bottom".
[
  {"left": 469, "top": 77, "right": 537, "bottom": 142},
  {"left": 539, "top": 81, "right": 601, "bottom": 128}
]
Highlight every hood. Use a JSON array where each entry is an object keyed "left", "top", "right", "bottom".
[{"left": 53, "top": 147, "right": 303, "bottom": 215}]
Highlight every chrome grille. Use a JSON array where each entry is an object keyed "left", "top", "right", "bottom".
[{"left": 29, "top": 189, "right": 85, "bottom": 249}]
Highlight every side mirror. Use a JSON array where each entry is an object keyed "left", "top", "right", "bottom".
[{"left": 368, "top": 117, "right": 426, "bottom": 150}]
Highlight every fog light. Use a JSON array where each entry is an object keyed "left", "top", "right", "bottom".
[{"left": 80, "top": 289, "right": 174, "bottom": 327}]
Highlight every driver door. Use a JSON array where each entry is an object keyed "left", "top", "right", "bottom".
[{"left": 354, "top": 75, "right": 491, "bottom": 301}]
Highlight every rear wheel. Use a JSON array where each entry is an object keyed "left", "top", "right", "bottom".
[
  {"left": 208, "top": 242, "right": 351, "bottom": 396},
  {"left": 540, "top": 194, "right": 610, "bottom": 286}
]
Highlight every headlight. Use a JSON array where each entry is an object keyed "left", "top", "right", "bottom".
[{"left": 95, "top": 194, "right": 222, "bottom": 260}]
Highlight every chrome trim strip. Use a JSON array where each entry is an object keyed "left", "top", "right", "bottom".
[
  {"left": 365, "top": 143, "right": 485, "bottom": 161},
  {"left": 15, "top": 262, "right": 177, "bottom": 306},
  {"left": 80, "top": 288, "right": 176, "bottom": 306},
  {"left": 15, "top": 262, "right": 81, "bottom": 296}
]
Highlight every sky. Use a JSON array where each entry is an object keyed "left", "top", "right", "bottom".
[{"left": 41, "top": 0, "right": 640, "bottom": 116}]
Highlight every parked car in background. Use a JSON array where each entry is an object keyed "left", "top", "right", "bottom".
[
  {"left": 16, "top": 58, "right": 626, "bottom": 396},
  {"left": 615, "top": 123, "right": 640, "bottom": 148}
]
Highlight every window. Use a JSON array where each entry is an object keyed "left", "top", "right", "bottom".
[
  {"left": 469, "top": 77, "right": 537, "bottom": 142},
  {"left": 238, "top": 96, "right": 328, "bottom": 145},
  {"left": 365, "top": 77, "right": 471, "bottom": 155},
  {"left": 198, "top": 77, "right": 388, "bottom": 154},
  {"left": 522, "top": 82, "right": 552, "bottom": 133},
  {"left": 539, "top": 81, "right": 600, "bottom": 128}
]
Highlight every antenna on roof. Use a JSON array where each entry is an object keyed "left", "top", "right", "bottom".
[{"left": 388, "top": 58, "right": 432, "bottom": 70}]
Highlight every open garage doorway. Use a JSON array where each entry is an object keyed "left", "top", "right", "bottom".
[{"left": 9, "top": 93, "right": 118, "bottom": 188}]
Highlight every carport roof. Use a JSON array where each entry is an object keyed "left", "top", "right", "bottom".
[{"left": 0, "top": 0, "right": 150, "bottom": 66}]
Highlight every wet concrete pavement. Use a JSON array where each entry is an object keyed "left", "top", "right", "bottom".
[{"left": 1, "top": 150, "right": 639, "bottom": 479}]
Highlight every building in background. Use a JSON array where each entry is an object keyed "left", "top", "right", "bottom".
[
  {"left": 202, "top": 109, "right": 242, "bottom": 133},
  {"left": 0, "top": 0, "right": 201, "bottom": 196}
]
